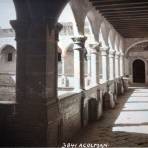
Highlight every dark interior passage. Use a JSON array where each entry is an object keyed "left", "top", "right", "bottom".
[{"left": 133, "top": 59, "right": 145, "bottom": 83}]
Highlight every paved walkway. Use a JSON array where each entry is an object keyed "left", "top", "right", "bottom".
[{"left": 71, "top": 85, "right": 148, "bottom": 147}]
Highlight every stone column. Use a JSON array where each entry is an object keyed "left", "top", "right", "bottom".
[
  {"left": 99, "top": 46, "right": 109, "bottom": 82},
  {"left": 106, "top": 49, "right": 110, "bottom": 81},
  {"left": 115, "top": 51, "right": 120, "bottom": 78},
  {"left": 119, "top": 52, "right": 124, "bottom": 76},
  {"left": 86, "top": 52, "right": 91, "bottom": 86},
  {"left": 11, "top": 20, "right": 61, "bottom": 146},
  {"left": 109, "top": 50, "right": 115, "bottom": 80},
  {"left": 61, "top": 54, "right": 68, "bottom": 87},
  {"left": 72, "top": 36, "right": 87, "bottom": 91},
  {"left": 89, "top": 43, "right": 99, "bottom": 86},
  {"left": 146, "top": 60, "right": 148, "bottom": 85},
  {"left": 61, "top": 55, "right": 65, "bottom": 78}
]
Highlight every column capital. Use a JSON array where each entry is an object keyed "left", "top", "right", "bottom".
[
  {"left": 99, "top": 45, "right": 110, "bottom": 56},
  {"left": 71, "top": 35, "right": 87, "bottom": 50},
  {"left": 100, "top": 45, "right": 110, "bottom": 51},
  {"left": 10, "top": 20, "right": 30, "bottom": 41},
  {"left": 119, "top": 51, "right": 124, "bottom": 56},
  {"left": 109, "top": 49, "right": 116, "bottom": 55},
  {"left": 55, "top": 23, "right": 63, "bottom": 41},
  {"left": 11, "top": 19, "right": 60, "bottom": 41},
  {"left": 109, "top": 50, "right": 116, "bottom": 58},
  {"left": 88, "top": 42, "right": 100, "bottom": 54},
  {"left": 115, "top": 51, "right": 120, "bottom": 56}
]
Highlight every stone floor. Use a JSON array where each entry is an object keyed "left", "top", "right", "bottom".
[{"left": 71, "top": 85, "right": 148, "bottom": 147}]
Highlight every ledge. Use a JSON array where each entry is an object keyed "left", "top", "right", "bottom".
[
  {"left": 0, "top": 100, "right": 16, "bottom": 104},
  {"left": 58, "top": 90, "right": 82, "bottom": 100}
]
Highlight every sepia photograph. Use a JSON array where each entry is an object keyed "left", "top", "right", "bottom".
[{"left": 0, "top": 0, "right": 148, "bottom": 147}]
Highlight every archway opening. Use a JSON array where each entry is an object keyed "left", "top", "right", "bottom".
[
  {"left": 84, "top": 16, "right": 95, "bottom": 87},
  {"left": 0, "top": 0, "right": 16, "bottom": 103},
  {"left": 133, "top": 59, "right": 145, "bottom": 83},
  {"left": 57, "top": 3, "right": 76, "bottom": 95},
  {"left": 99, "top": 22, "right": 108, "bottom": 82}
]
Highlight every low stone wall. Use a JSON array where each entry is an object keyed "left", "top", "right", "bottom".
[
  {"left": 0, "top": 73, "right": 16, "bottom": 102},
  {"left": 59, "top": 92, "right": 82, "bottom": 141}
]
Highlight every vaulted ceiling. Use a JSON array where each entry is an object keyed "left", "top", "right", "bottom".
[{"left": 90, "top": 0, "right": 148, "bottom": 38}]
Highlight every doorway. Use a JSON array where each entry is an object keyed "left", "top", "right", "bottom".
[{"left": 133, "top": 59, "right": 145, "bottom": 83}]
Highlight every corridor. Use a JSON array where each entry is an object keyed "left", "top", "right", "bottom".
[
  {"left": 2, "top": 0, "right": 148, "bottom": 146},
  {"left": 71, "top": 85, "right": 148, "bottom": 147}
]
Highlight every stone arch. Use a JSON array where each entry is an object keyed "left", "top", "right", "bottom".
[
  {"left": 84, "top": 16, "right": 94, "bottom": 87},
  {"left": 57, "top": 3, "right": 76, "bottom": 89},
  {"left": 58, "top": 2, "right": 79, "bottom": 37},
  {"left": 99, "top": 21, "right": 109, "bottom": 47},
  {"left": 126, "top": 41, "right": 148, "bottom": 58},
  {"left": 85, "top": 9, "right": 102, "bottom": 42},
  {"left": 119, "top": 39, "right": 124, "bottom": 52},
  {"left": 115, "top": 34, "right": 120, "bottom": 51},
  {"left": 126, "top": 40, "right": 148, "bottom": 56},
  {"left": 1, "top": 44, "right": 16, "bottom": 53},
  {"left": 108, "top": 29, "right": 116, "bottom": 50},
  {"left": 13, "top": 0, "right": 31, "bottom": 20},
  {"left": 1, "top": 45, "right": 16, "bottom": 62},
  {"left": 84, "top": 16, "right": 96, "bottom": 47},
  {"left": 70, "top": 0, "right": 92, "bottom": 35},
  {"left": 126, "top": 42, "right": 148, "bottom": 82},
  {"left": 13, "top": 0, "right": 70, "bottom": 24}
]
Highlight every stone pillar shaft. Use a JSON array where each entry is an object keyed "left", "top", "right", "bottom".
[
  {"left": 120, "top": 53, "right": 124, "bottom": 76},
  {"left": 11, "top": 20, "right": 61, "bottom": 146},
  {"left": 72, "top": 36, "right": 87, "bottom": 90},
  {"left": 61, "top": 55, "right": 68, "bottom": 87},
  {"left": 100, "top": 46, "right": 108, "bottom": 82},
  {"left": 89, "top": 43, "right": 99, "bottom": 85},
  {"left": 115, "top": 52, "right": 120, "bottom": 78},
  {"left": 109, "top": 50, "right": 115, "bottom": 80},
  {"left": 61, "top": 55, "right": 65, "bottom": 76},
  {"left": 87, "top": 54, "right": 91, "bottom": 78}
]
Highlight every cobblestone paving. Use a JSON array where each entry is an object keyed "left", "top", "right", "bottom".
[{"left": 71, "top": 86, "right": 148, "bottom": 147}]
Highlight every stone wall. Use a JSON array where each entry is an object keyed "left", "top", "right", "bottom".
[
  {"left": 0, "top": 73, "right": 15, "bottom": 102},
  {"left": 126, "top": 41, "right": 148, "bottom": 84},
  {"left": 59, "top": 92, "right": 82, "bottom": 141}
]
